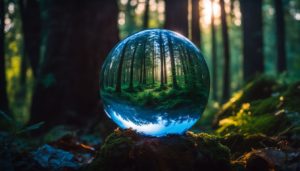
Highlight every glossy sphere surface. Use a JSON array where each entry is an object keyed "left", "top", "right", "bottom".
[{"left": 100, "top": 29, "right": 210, "bottom": 136}]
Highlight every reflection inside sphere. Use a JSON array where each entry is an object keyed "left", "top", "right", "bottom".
[{"left": 100, "top": 29, "right": 210, "bottom": 137}]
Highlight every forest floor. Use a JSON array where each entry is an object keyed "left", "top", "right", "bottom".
[
  {"left": 102, "top": 83, "right": 207, "bottom": 110},
  {"left": 1, "top": 75, "right": 300, "bottom": 171}
]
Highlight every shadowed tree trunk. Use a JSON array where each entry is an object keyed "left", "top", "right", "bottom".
[
  {"left": 179, "top": 45, "right": 188, "bottom": 85},
  {"left": 191, "top": 0, "right": 202, "bottom": 48},
  {"left": 30, "top": 0, "right": 119, "bottom": 131},
  {"left": 143, "top": 0, "right": 149, "bottom": 29},
  {"left": 211, "top": 0, "right": 218, "bottom": 101},
  {"left": 0, "top": 0, "right": 9, "bottom": 113},
  {"left": 152, "top": 41, "right": 155, "bottom": 85},
  {"left": 116, "top": 42, "right": 128, "bottom": 92},
  {"left": 163, "top": 48, "right": 167, "bottom": 84},
  {"left": 143, "top": 43, "right": 147, "bottom": 84},
  {"left": 220, "top": 0, "right": 230, "bottom": 102},
  {"left": 19, "top": 0, "right": 41, "bottom": 77},
  {"left": 167, "top": 36, "right": 178, "bottom": 89},
  {"left": 165, "top": 0, "right": 188, "bottom": 37},
  {"left": 159, "top": 32, "right": 165, "bottom": 87},
  {"left": 129, "top": 43, "right": 138, "bottom": 90},
  {"left": 274, "top": 0, "right": 286, "bottom": 73},
  {"left": 240, "top": 0, "right": 264, "bottom": 81}
]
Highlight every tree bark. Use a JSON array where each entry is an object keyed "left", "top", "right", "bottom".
[
  {"left": 274, "top": 0, "right": 286, "bottom": 73},
  {"left": 19, "top": 0, "right": 41, "bottom": 77},
  {"left": 129, "top": 43, "right": 138, "bottom": 90},
  {"left": 30, "top": 0, "right": 119, "bottom": 130},
  {"left": 159, "top": 32, "right": 165, "bottom": 87},
  {"left": 220, "top": 0, "right": 230, "bottom": 102},
  {"left": 211, "top": 0, "right": 218, "bottom": 101},
  {"left": 165, "top": 0, "right": 188, "bottom": 37},
  {"left": 143, "top": 0, "right": 150, "bottom": 29},
  {"left": 167, "top": 36, "right": 178, "bottom": 89},
  {"left": 240, "top": 0, "right": 264, "bottom": 81},
  {"left": 116, "top": 42, "right": 128, "bottom": 92},
  {"left": 0, "top": 0, "right": 9, "bottom": 113},
  {"left": 191, "top": 0, "right": 202, "bottom": 48}
]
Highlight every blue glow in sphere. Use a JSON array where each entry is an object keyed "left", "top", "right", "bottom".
[{"left": 100, "top": 29, "right": 209, "bottom": 137}]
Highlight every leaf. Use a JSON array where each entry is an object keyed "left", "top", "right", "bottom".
[{"left": 17, "top": 122, "right": 45, "bottom": 134}]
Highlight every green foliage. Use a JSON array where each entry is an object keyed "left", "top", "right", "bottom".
[
  {"left": 103, "top": 85, "right": 206, "bottom": 111},
  {"left": 215, "top": 77, "right": 300, "bottom": 136}
]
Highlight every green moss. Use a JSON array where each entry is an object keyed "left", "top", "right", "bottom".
[
  {"left": 219, "top": 133, "right": 278, "bottom": 158},
  {"left": 215, "top": 77, "right": 300, "bottom": 137},
  {"left": 87, "top": 129, "right": 231, "bottom": 171},
  {"left": 187, "top": 132, "right": 231, "bottom": 165},
  {"left": 102, "top": 86, "right": 206, "bottom": 110},
  {"left": 213, "top": 75, "right": 278, "bottom": 126}
]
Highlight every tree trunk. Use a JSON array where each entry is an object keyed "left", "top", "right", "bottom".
[
  {"left": 143, "top": 43, "right": 147, "bottom": 84},
  {"left": 163, "top": 50, "right": 167, "bottom": 84},
  {"left": 143, "top": 0, "right": 150, "bottom": 29},
  {"left": 211, "top": 0, "right": 218, "bottom": 101},
  {"left": 129, "top": 43, "right": 138, "bottom": 90},
  {"left": 159, "top": 32, "right": 165, "bottom": 87},
  {"left": 116, "top": 43, "right": 128, "bottom": 92},
  {"left": 167, "top": 36, "right": 178, "bottom": 89},
  {"left": 220, "top": 0, "right": 230, "bottom": 102},
  {"left": 165, "top": 0, "right": 188, "bottom": 37},
  {"left": 19, "top": 0, "right": 41, "bottom": 77},
  {"left": 274, "top": 0, "right": 286, "bottom": 73},
  {"left": 30, "top": 0, "right": 119, "bottom": 131},
  {"left": 0, "top": 0, "right": 9, "bottom": 113},
  {"left": 191, "top": 0, "right": 202, "bottom": 48},
  {"left": 240, "top": 0, "right": 264, "bottom": 81},
  {"left": 152, "top": 41, "right": 155, "bottom": 85}
]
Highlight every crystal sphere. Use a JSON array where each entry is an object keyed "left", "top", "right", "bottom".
[{"left": 100, "top": 29, "right": 210, "bottom": 137}]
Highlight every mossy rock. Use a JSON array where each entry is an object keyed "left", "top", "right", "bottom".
[
  {"left": 215, "top": 79, "right": 300, "bottom": 138},
  {"left": 219, "top": 133, "right": 279, "bottom": 159},
  {"left": 213, "top": 76, "right": 278, "bottom": 127},
  {"left": 237, "top": 148, "right": 300, "bottom": 171},
  {"left": 85, "top": 129, "right": 231, "bottom": 171}
]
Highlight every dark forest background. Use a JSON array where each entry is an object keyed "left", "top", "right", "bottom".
[
  {"left": 1, "top": 0, "right": 300, "bottom": 170},
  {"left": 1, "top": 0, "right": 300, "bottom": 133}
]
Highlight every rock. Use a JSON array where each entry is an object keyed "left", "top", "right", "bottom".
[
  {"left": 32, "top": 144, "right": 80, "bottom": 170},
  {"left": 219, "top": 133, "right": 279, "bottom": 159},
  {"left": 213, "top": 76, "right": 278, "bottom": 127},
  {"left": 85, "top": 129, "right": 231, "bottom": 171},
  {"left": 215, "top": 80, "right": 300, "bottom": 138},
  {"left": 239, "top": 148, "right": 300, "bottom": 171}
]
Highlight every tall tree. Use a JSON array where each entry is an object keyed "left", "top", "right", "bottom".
[
  {"left": 163, "top": 47, "right": 167, "bottom": 84},
  {"left": 159, "top": 32, "right": 165, "bottom": 87},
  {"left": 220, "top": 0, "right": 230, "bottom": 102},
  {"left": 167, "top": 36, "right": 178, "bottom": 89},
  {"left": 19, "top": 0, "right": 41, "bottom": 76},
  {"left": 0, "top": 0, "right": 9, "bottom": 113},
  {"left": 240, "top": 0, "right": 264, "bottom": 81},
  {"left": 165, "top": 0, "right": 188, "bottom": 37},
  {"left": 143, "top": 0, "right": 150, "bottom": 29},
  {"left": 116, "top": 42, "right": 128, "bottom": 92},
  {"left": 211, "top": 0, "right": 218, "bottom": 100},
  {"left": 129, "top": 43, "right": 138, "bottom": 90},
  {"left": 152, "top": 40, "right": 155, "bottom": 85},
  {"left": 191, "top": 0, "right": 202, "bottom": 48},
  {"left": 30, "top": 0, "right": 119, "bottom": 130},
  {"left": 274, "top": 0, "right": 286, "bottom": 72}
]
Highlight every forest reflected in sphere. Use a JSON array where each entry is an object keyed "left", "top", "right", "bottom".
[{"left": 100, "top": 29, "right": 210, "bottom": 137}]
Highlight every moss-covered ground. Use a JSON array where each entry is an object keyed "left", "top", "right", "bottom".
[{"left": 102, "top": 84, "right": 208, "bottom": 110}]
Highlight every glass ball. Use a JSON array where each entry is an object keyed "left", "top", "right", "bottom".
[{"left": 100, "top": 29, "right": 210, "bottom": 137}]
